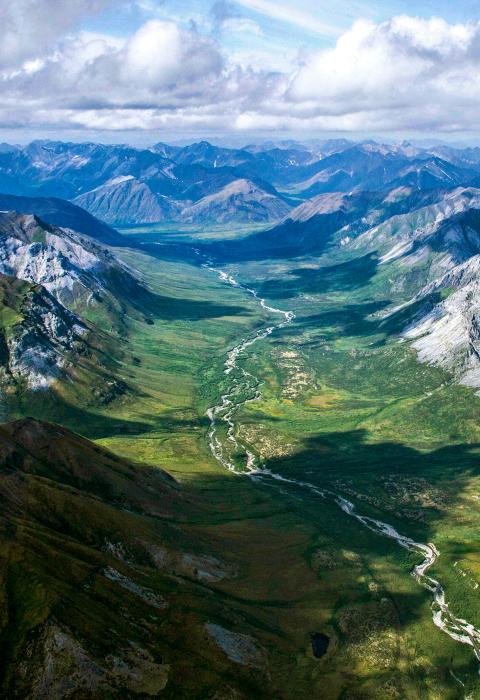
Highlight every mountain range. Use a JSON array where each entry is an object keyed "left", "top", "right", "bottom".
[
  {"left": 2, "top": 138, "right": 480, "bottom": 227},
  {"left": 3, "top": 138, "right": 480, "bottom": 696}
]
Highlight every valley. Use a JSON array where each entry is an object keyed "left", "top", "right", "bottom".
[
  {"left": 32, "top": 216, "right": 480, "bottom": 699},
  {"left": 5, "top": 0, "right": 480, "bottom": 696},
  {"left": 2, "top": 140, "right": 480, "bottom": 698}
]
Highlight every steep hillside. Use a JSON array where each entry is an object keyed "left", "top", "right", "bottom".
[
  {"left": 74, "top": 176, "right": 181, "bottom": 225},
  {"left": 0, "top": 273, "right": 125, "bottom": 408},
  {"left": 0, "top": 193, "right": 121, "bottom": 245},
  {"left": 217, "top": 186, "right": 448, "bottom": 259},
  {"left": 179, "top": 179, "right": 291, "bottom": 224},
  {"left": 0, "top": 417, "right": 288, "bottom": 699},
  {"left": 0, "top": 274, "right": 87, "bottom": 392},
  {"left": 0, "top": 211, "right": 150, "bottom": 332},
  {"left": 0, "top": 417, "right": 178, "bottom": 697}
]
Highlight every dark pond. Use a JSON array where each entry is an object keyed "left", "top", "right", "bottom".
[{"left": 310, "top": 632, "right": 330, "bottom": 658}]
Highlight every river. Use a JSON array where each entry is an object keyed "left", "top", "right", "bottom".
[{"left": 205, "top": 262, "right": 480, "bottom": 682}]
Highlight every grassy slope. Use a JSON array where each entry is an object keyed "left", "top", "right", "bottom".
[{"left": 7, "top": 224, "right": 480, "bottom": 698}]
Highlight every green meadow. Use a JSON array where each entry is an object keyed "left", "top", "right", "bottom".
[{"left": 11, "top": 223, "right": 480, "bottom": 698}]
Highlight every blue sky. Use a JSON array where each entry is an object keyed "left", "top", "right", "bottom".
[
  {"left": 2, "top": 1, "right": 480, "bottom": 143},
  {"left": 77, "top": 0, "right": 480, "bottom": 80}
]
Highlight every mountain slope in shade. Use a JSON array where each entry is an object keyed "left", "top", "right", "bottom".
[
  {"left": 0, "top": 417, "right": 177, "bottom": 697},
  {"left": 179, "top": 178, "right": 292, "bottom": 224},
  {"left": 0, "top": 418, "right": 271, "bottom": 699},
  {"left": 218, "top": 186, "right": 449, "bottom": 260},
  {"left": 0, "top": 193, "right": 121, "bottom": 245}
]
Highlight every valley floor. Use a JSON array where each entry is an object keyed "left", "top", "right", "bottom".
[{"left": 13, "top": 225, "right": 480, "bottom": 698}]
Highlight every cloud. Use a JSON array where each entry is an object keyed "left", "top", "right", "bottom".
[
  {"left": 211, "top": 0, "right": 240, "bottom": 25},
  {"left": 0, "top": 0, "right": 112, "bottom": 68},
  {"left": 285, "top": 16, "right": 480, "bottom": 131},
  {"left": 234, "top": 0, "right": 341, "bottom": 37},
  {"left": 221, "top": 17, "right": 263, "bottom": 35},
  {"left": 3, "top": 12, "right": 480, "bottom": 136}
]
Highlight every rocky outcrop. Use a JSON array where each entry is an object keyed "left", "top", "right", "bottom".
[
  {"left": 0, "top": 274, "right": 88, "bottom": 391},
  {"left": 0, "top": 211, "right": 144, "bottom": 320},
  {"left": 399, "top": 256, "right": 480, "bottom": 388}
]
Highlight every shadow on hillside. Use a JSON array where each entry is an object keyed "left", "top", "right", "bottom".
[
  {"left": 282, "top": 300, "right": 390, "bottom": 340},
  {"left": 176, "top": 428, "right": 480, "bottom": 685},
  {"left": 134, "top": 285, "right": 251, "bottom": 322},
  {"left": 257, "top": 254, "right": 379, "bottom": 299},
  {"left": 107, "top": 256, "right": 252, "bottom": 323},
  {"left": 260, "top": 428, "right": 480, "bottom": 485},
  {"left": 8, "top": 395, "right": 154, "bottom": 441}
]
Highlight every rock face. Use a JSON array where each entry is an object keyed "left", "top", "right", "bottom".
[
  {"left": 0, "top": 211, "right": 145, "bottom": 397},
  {"left": 329, "top": 188, "right": 480, "bottom": 388},
  {"left": 399, "top": 256, "right": 480, "bottom": 388},
  {"left": 0, "top": 273, "right": 88, "bottom": 391},
  {"left": 0, "top": 211, "right": 144, "bottom": 321},
  {"left": 205, "top": 624, "right": 266, "bottom": 669},
  {"left": 351, "top": 188, "right": 480, "bottom": 270}
]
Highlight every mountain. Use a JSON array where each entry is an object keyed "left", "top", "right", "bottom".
[
  {"left": 168, "top": 140, "right": 255, "bottom": 168},
  {"left": 286, "top": 145, "right": 475, "bottom": 198},
  {"left": 0, "top": 211, "right": 149, "bottom": 332},
  {"left": 0, "top": 140, "right": 176, "bottom": 200},
  {"left": 1, "top": 138, "right": 479, "bottom": 226},
  {"left": 179, "top": 178, "right": 292, "bottom": 224},
  {"left": 0, "top": 271, "right": 127, "bottom": 410},
  {"left": 0, "top": 273, "right": 88, "bottom": 392},
  {"left": 220, "top": 186, "right": 449, "bottom": 259},
  {"left": 349, "top": 188, "right": 480, "bottom": 274},
  {"left": 0, "top": 417, "right": 177, "bottom": 696},
  {"left": 0, "top": 193, "right": 121, "bottom": 245},
  {"left": 73, "top": 176, "right": 181, "bottom": 225},
  {"left": 357, "top": 196, "right": 480, "bottom": 388},
  {"left": 74, "top": 173, "right": 289, "bottom": 225},
  {"left": 399, "top": 256, "right": 480, "bottom": 388},
  {"left": 0, "top": 417, "right": 274, "bottom": 698}
]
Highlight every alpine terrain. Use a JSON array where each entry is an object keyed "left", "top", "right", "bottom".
[{"left": 3, "top": 135, "right": 480, "bottom": 700}]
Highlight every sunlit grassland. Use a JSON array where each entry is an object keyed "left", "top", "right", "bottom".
[
  {"left": 107, "top": 234, "right": 480, "bottom": 696},
  {"left": 10, "top": 219, "right": 480, "bottom": 697},
  {"left": 118, "top": 221, "right": 270, "bottom": 242}
]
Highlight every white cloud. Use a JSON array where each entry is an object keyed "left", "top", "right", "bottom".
[
  {"left": 0, "top": 0, "right": 112, "bottom": 68},
  {"left": 281, "top": 16, "right": 480, "bottom": 132},
  {"left": 3, "top": 12, "right": 480, "bottom": 135}
]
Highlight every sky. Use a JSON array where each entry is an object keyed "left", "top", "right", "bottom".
[{"left": 2, "top": 0, "right": 480, "bottom": 144}]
